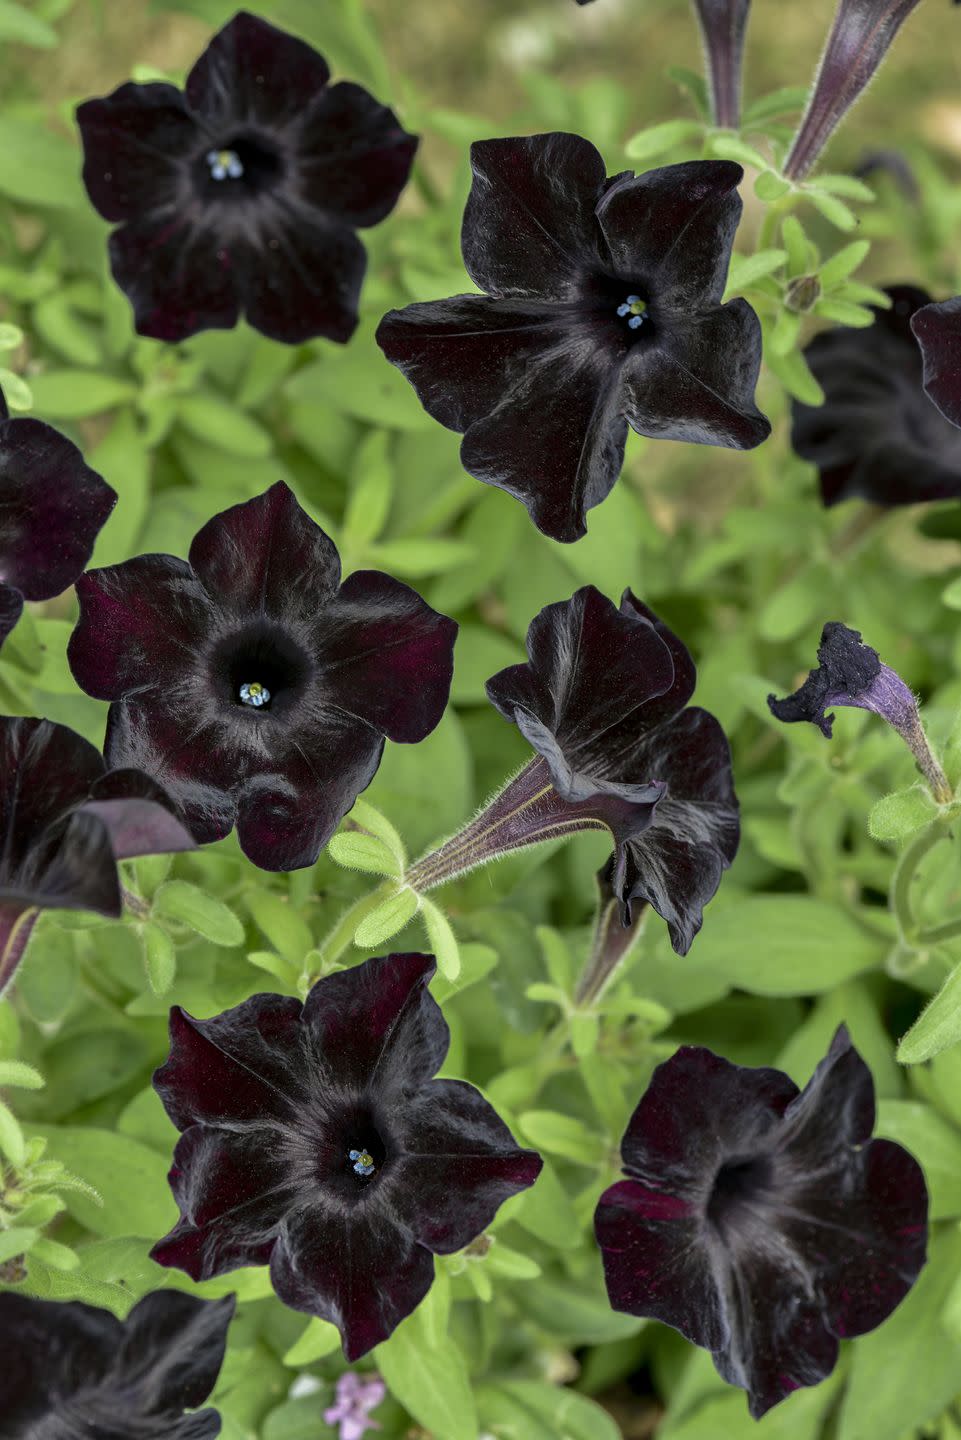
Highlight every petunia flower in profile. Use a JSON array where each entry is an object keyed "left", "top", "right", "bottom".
[
  {"left": 76, "top": 11, "right": 417, "bottom": 345},
  {"left": 768, "top": 620, "right": 952, "bottom": 801},
  {"left": 0, "top": 1288, "right": 234, "bottom": 1439},
  {"left": 910, "top": 295, "right": 961, "bottom": 430},
  {"left": 377, "top": 136, "right": 769, "bottom": 543},
  {"left": 405, "top": 587, "right": 739, "bottom": 955},
  {"left": 150, "top": 951, "right": 541, "bottom": 1359},
  {"left": 784, "top": 1, "right": 925, "bottom": 181},
  {"left": 324, "top": 1371, "right": 386, "bottom": 1440},
  {"left": 792, "top": 286, "right": 961, "bottom": 508},
  {"left": 594, "top": 1027, "right": 928, "bottom": 1417},
  {"left": 0, "top": 715, "right": 195, "bottom": 998},
  {"left": 692, "top": 1, "right": 753, "bottom": 128},
  {"left": 0, "top": 386, "right": 115, "bottom": 651},
  {"left": 67, "top": 481, "right": 457, "bottom": 872}
]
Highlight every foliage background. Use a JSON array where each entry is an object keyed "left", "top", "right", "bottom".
[{"left": 2, "top": 2, "right": 961, "bottom": 1439}]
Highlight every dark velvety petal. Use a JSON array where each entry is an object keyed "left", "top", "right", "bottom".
[
  {"left": 241, "top": 208, "right": 367, "bottom": 345},
  {"left": 298, "top": 80, "right": 417, "bottom": 228},
  {"left": 316, "top": 570, "right": 456, "bottom": 743},
  {"left": 23, "top": 809, "right": 123, "bottom": 918},
  {"left": 151, "top": 1126, "right": 294, "bottom": 1280},
  {"left": 188, "top": 481, "right": 340, "bottom": 620},
  {"left": 486, "top": 587, "right": 676, "bottom": 789},
  {"left": 108, "top": 215, "right": 241, "bottom": 342},
  {"left": 392, "top": 1078, "right": 541, "bottom": 1252},
  {"left": 613, "top": 706, "right": 739, "bottom": 952},
  {"left": 234, "top": 716, "right": 384, "bottom": 871},
  {"left": 117, "top": 1292, "right": 234, "bottom": 1412},
  {"left": 0, "top": 717, "right": 104, "bottom": 875},
  {"left": 596, "top": 160, "right": 744, "bottom": 308},
  {"left": 595, "top": 1178, "right": 728, "bottom": 1351},
  {"left": 83, "top": 768, "right": 195, "bottom": 861},
  {"left": 154, "top": 997, "right": 307, "bottom": 1131},
  {"left": 460, "top": 341, "right": 627, "bottom": 543},
  {"left": 0, "top": 583, "right": 23, "bottom": 650},
  {"left": 619, "top": 591, "right": 697, "bottom": 721},
  {"left": 302, "top": 952, "right": 447, "bottom": 1093},
  {"left": 76, "top": 83, "right": 197, "bottom": 223},
  {"left": 0, "top": 418, "right": 116, "bottom": 600},
  {"left": 69, "top": 554, "right": 211, "bottom": 700},
  {"left": 623, "top": 300, "right": 770, "bottom": 450},
  {"left": 0, "top": 1292, "right": 119, "bottom": 1433},
  {"left": 779, "top": 1026, "right": 876, "bottom": 1164},
  {"left": 912, "top": 296, "right": 961, "bottom": 428},
  {"left": 270, "top": 1203, "right": 435, "bottom": 1360},
  {"left": 376, "top": 295, "right": 568, "bottom": 434},
  {"left": 185, "top": 10, "right": 330, "bottom": 129},
  {"left": 462, "top": 133, "right": 607, "bottom": 301},
  {"left": 767, "top": 620, "right": 916, "bottom": 737}
]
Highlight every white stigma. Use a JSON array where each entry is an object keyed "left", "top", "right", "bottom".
[
  {"left": 239, "top": 681, "right": 270, "bottom": 708},
  {"left": 206, "top": 148, "right": 244, "bottom": 182}
]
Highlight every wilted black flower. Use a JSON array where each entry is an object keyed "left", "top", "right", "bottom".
[
  {"left": 793, "top": 285, "right": 961, "bottom": 507},
  {"left": 77, "top": 11, "right": 417, "bottom": 345},
  {"left": 407, "top": 587, "right": 738, "bottom": 954},
  {"left": 0, "top": 715, "right": 194, "bottom": 997},
  {"left": 0, "top": 1289, "right": 234, "bottom": 1439},
  {"left": 67, "top": 482, "right": 456, "bottom": 872},
  {"left": 784, "top": 1, "right": 924, "bottom": 181},
  {"left": 377, "top": 136, "right": 769, "bottom": 543},
  {"left": 0, "top": 387, "right": 115, "bottom": 651},
  {"left": 911, "top": 295, "right": 961, "bottom": 430},
  {"left": 150, "top": 952, "right": 541, "bottom": 1359},
  {"left": 595, "top": 1028, "right": 928, "bottom": 1417},
  {"left": 692, "top": 1, "right": 752, "bottom": 127}
]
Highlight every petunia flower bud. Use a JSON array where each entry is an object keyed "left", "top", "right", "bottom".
[{"left": 691, "top": 1, "right": 752, "bottom": 128}]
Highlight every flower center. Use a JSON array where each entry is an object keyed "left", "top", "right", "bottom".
[
  {"left": 238, "top": 681, "right": 271, "bottom": 709},
  {"left": 196, "top": 133, "right": 284, "bottom": 200},
  {"left": 617, "top": 294, "right": 648, "bottom": 330},
  {"left": 706, "top": 1154, "right": 772, "bottom": 1234},
  {"left": 348, "top": 1147, "right": 376, "bottom": 1178},
  {"left": 206, "top": 147, "right": 244, "bottom": 181}
]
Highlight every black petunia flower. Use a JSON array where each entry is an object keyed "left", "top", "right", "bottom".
[
  {"left": 911, "top": 295, "right": 961, "bottom": 430},
  {"left": 767, "top": 620, "right": 951, "bottom": 801},
  {"left": 67, "top": 482, "right": 457, "bottom": 872},
  {"left": 0, "top": 387, "right": 115, "bottom": 651},
  {"left": 406, "top": 587, "right": 739, "bottom": 955},
  {"left": 150, "top": 951, "right": 541, "bottom": 1359},
  {"left": 594, "top": 1028, "right": 928, "bottom": 1417},
  {"left": 0, "top": 1289, "right": 234, "bottom": 1439},
  {"left": 0, "top": 715, "right": 194, "bottom": 997},
  {"left": 377, "top": 136, "right": 769, "bottom": 543},
  {"left": 76, "top": 11, "right": 417, "bottom": 345},
  {"left": 792, "top": 285, "right": 961, "bottom": 507}
]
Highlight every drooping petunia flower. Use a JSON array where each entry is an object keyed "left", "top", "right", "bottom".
[
  {"left": 76, "top": 11, "right": 417, "bottom": 345},
  {"left": 767, "top": 620, "right": 951, "bottom": 801},
  {"left": 150, "top": 952, "right": 541, "bottom": 1360},
  {"left": 67, "top": 482, "right": 457, "bottom": 872},
  {"left": 910, "top": 295, "right": 961, "bottom": 430},
  {"left": 594, "top": 1028, "right": 928, "bottom": 1417},
  {"left": 324, "top": 1371, "right": 387, "bottom": 1440},
  {"left": 0, "top": 715, "right": 194, "bottom": 997},
  {"left": 792, "top": 286, "right": 961, "bottom": 507},
  {"left": 0, "top": 1288, "right": 234, "bottom": 1439},
  {"left": 783, "top": 0, "right": 925, "bottom": 181},
  {"left": 0, "top": 386, "right": 115, "bottom": 651},
  {"left": 377, "top": 136, "right": 769, "bottom": 543},
  {"left": 692, "top": 1, "right": 753, "bottom": 128},
  {"left": 405, "top": 587, "right": 739, "bottom": 954}
]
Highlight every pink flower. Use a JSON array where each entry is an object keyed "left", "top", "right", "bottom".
[{"left": 324, "top": 1372, "right": 387, "bottom": 1440}]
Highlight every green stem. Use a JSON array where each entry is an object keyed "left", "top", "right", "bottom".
[
  {"left": 892, "top": 817, "right": 953, "bottom": 943},
  {"left": 317, "top": 880, "right": 396, "bottom": 969}
]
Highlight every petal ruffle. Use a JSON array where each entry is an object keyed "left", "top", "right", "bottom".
[
  {"left": 298, "top": 81, "right": 417, "bottom": 228},
  {"left": 911, "top": 295, "right": 961, "bottom": 429},
  {"left": 623, "top": 300, "right": 770, "bottom": 450},
  {"left": 185, "top": 10, "right": 330, "bottom": 129},
  {"left": 462, "top": 133, "right": 607, "bottom": 301},
  {"left": 117, "top": 1292, "right": 234, "bottom": 1413},
  {"left": 82, "top": 768, "right": 195, "bottom": 861},
  {"left": 596, "top": 160, "right": 744, "bottom": 309},
  {"left": 76, "top": 82, "right": 196, "bottom": 223},
  {"left": 241, "top": 208, "right": 367, "bottom": 345},
  {"left": 619, "top": 591, "right": 697, "bottom": 723}
]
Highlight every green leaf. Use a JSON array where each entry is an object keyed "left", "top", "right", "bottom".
[
  {"left": 0, "top": 1, "right": 57, "bottom": 45},
  {"left": 343, "top": 429, "right": 393, "bottom": 549},
  {"left": 805, "top": 189, "right": 858, "bottom": 231},
  {"left": 282, "top": 1316, "right": 342, "bottom": 1365},
  {"left": 30, "top": 1236, "right": 80, "bottom": 1270},
  {"left": 481, "top": 1380, "right": 622, "bottom": 1440},
  {"left": 665, "top": 65, "right": 710, "bottom": 119},
  {"left": 0, "top": 116, "right": 84, "bottom": 207},
  {"left": 141, "top": 921, "right": 177, "bottom": 996},
  {"left": 519, "top": 1110, "right": 606, "bottom": 1165},
  {"left": 725, "top": 248, "right": 788, "bottom": 296},
  {"left": 898, "top": 960, "right": 961, "bottom": 1063},
  {"left": 818, "top": 239, "right": 870, "bottom": 289},
  {"left": 367, "top": 536, "right": 475, "bottom": 578},
  {"left": 624, "top": 118, "right": 703, "bottom": 161},
  {"left": 706, "top": 135, "right": 769, "bottom": 169},
  {"left": 375, "top": 1304, "right": 478, "bottom": 1440},
  {"left": 285, "top": 332, "right": 434, "bottom": 431},
  {"left": 32, "top": 1127, "right": 174, "bottom": 1238},
  {"left": 513, "top": 1274, "right": 643, "bottom": 1344},
  {"left": 813, "top": 172, "right": 875, "bottom": 201},
  {"left": 327, "top": 830, "right": 401, "bottom": 877},
  {"left": 87, "top": 408, "right": 150, "bottom": 567},
  {"left": 153, "top": 880, "right": 245, "bottom": 947},
  {"left": 0, "top": 1097, "right": 25, "bottom": 1167},
  {"left": 421, "top": 897, "right": 460, "bottom": 981},
  {"left": 0, "top": 322, "right": 23, "bottom": 349},
  {"left": 754, "top": 170, "right": 792, "bottom": 202},
  {"left": 353, "top": 887, "right": 419, "bottom": 948},
  {"left": 875, "top": 1100, "right": 961, "bottom": 1218},
  {"left": 0, "top": 1060, "right": 43, "bottom": 1089},
  {"left": 765, "top": 345, "right": 825, "bottom": 406},
  {"left": 176, "top": 393, "right": 272, "bottom": 457},
  {"left": 348, "top": 797, "right": 406, "bottom": 866},
  {"left": 0, "top": 1227, "right": 38, "bottom": 1264},
  {"left": 450, "top": 623, "right": 526, "bottom": 705},
  {"left": 814, "top": 299, "right": 874, "bottom": 327},
  {"left": 0, "top": 368, "right": 32, "bottom": 410},
  {"left": 742, "top": 85, "right": 810, "bottom": 124},
  {"left": 246, "top": 888, "right": 313, "bottom": 963},
  {"left": 782, "top": 214, "right": 815, "bottom": 277},
  {"left": 512, "top": 1159, "right": 581, "bottom": 1250},
  {"left": 943, "top": 574, "right": 961, "bottom": 610},
  {"left": 28, "top": 371, "right": 136, "bottom": 418},
  {"left": 868, "top": 786, "right": 938, "bottom": 842},
  {"left": 689, "top": 896, "right": 884, "bottom": 994}
]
